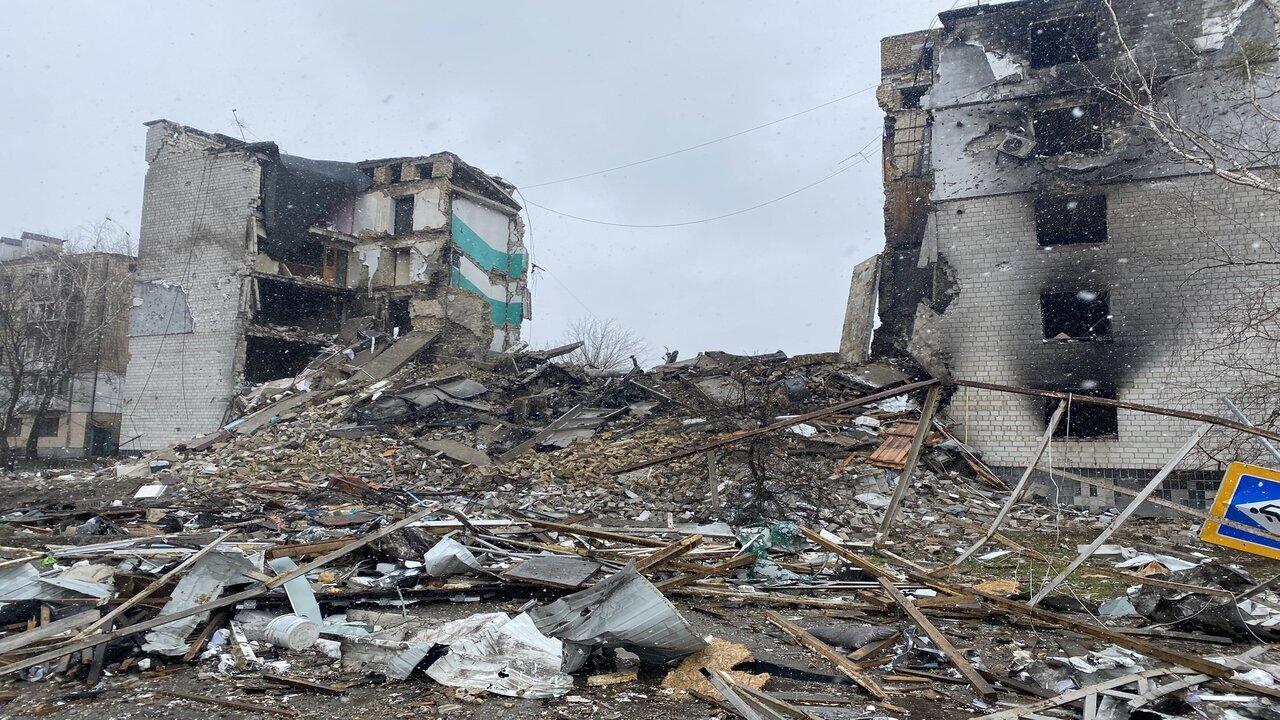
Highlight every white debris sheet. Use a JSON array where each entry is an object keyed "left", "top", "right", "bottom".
[{"left": 426, "top": 612, "right": 572, "bottom": 698}]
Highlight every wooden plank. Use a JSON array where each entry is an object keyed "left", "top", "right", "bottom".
[
  {"left": 1127, "top": 673, "right": 1211, "bottom": 710},
  {"left": 0, "top": 610, "right": 100, "bottom": 655},
  {"left": 876, "top": 577, "right": 995, "bottom": 700},
  {"left": 357, "top": 329, "right": 437, "bottom": 381},
  {"left": 608, "top": 379, "right": 940, "bottom": 474},
  {"left": 973, "top": 669, "right": 1170, "bottom": 720},
  {"left": 1029, "top": 423, "right": 1210, "bottom": 606},
  {"left": 946, "top": 401, "right": 1065, "bottom": 570},
  {"left": 764, "top": 610, "right": 886, "bottom": 699},
  {"left": 875, "top": 385, "right": 942, "bottom": 541},
  {"left": 0, "top": 504, "right": 440, "bottom": 677},
  {"left": 73, "top": 530, "right": 237, "bottom": 640},
  {"left": 181, "top": 609, "right": 228, "bottom": 663},
  {"left": 977, "top": 669, "right": 1057, "bottom": 700},
  {"left": 848, "top": 632, "right": 900, "bottom": 665},
  {"left": 636, "top": 534, "right": 702, "bottom": 572},
  {"left": 799, "top": 527, "right": 895, "bottom": 581},
  {"left": 657, "top": 553, "right": 757, "bottom": 591},
  {"left": 519, "top": 518, "right": 669, "bottom": 548},
  {"left": 974, "top": 589, "right": 1280, "bottom": 700},
  {"left": 262, "top": 672, "right": 348, "bottom": 695}
]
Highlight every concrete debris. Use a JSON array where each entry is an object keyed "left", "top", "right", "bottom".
[{"left": 0, "top": 337, "right": 1276, "bottom": 719}]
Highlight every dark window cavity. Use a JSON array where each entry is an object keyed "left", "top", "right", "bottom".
[
  {"left": 1041, "top": 290, "right": 1110, "bottom": 340},
  {"left": 1033, "top": 104, "right": 1102, "bottom": 156},
  {"left": 900, "top": 87, "right": 928, "bottom": 110},
  {"left": 6, "top": 420, "right": 20, "bottom": 437},
  {"left": 389, "top": 164, "right": 403, "bottom": 183},
  {"left": 416, "top": 163, "right": 433, "bottom": 180},
  {"left": 1029, "top": 16, "right": 1099, "bottom": 68},
  {"left": 1045, "top": 386, "right": 1119, "bottom": 439},
  {"left": 393, "top": 196, "right": 415, "bottom": 236},
  {"left": 33, "top": 415, "right": 60, "bottom": 438},
  {"left": 1035, "top": 195, "right": 1108, "bottom": 246},
  {"left": 361, "top": 167, "right": 376, "bottom": 182}
]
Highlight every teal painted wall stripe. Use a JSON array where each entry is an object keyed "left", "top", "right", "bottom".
[
  {"left": 451, "top": 214, "right": 527, "bottom": 279},
  {"left": 450, "top": 268, "right": 523, "bottom": 326}
]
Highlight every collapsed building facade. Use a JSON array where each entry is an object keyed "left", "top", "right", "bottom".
[
  {"left": 854, "top": 0, "right": 1280, "bottom": 505},
  {"left": 0, "top": 236, "right": 134, "bottom": 458},
  {"left": 122, "top": 120, "right": 530, "bottom": 451}
]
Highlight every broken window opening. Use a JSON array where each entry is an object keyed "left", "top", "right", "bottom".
[
  {"left": 360, "top": 166, "right": 376, "bottom": 182},
  {"left": 387, "top": 297, "right": 412, "bottom": 335},
  {"left": 1040, "top": 289, "right": 1110, "bottom": 341},
  {"left": 243, "top": 336, "right": 324, "bottom": 384},
  {"left": 254, "top": 277, "right": 346, "bottom": 330},
  {"left": 392, "top": 248, "right": 412, "bottom": 286},
  {"left": 393, "top": 196, "right": 415, "bottom": 236},
  {"left": 1044, "top": 386, "right": 1118, "bottom": 439},
  {"left": 321, "top": 246, "right": 349, "bottom": 286},
  {"left": 1029, "top": 16, "right": 1099, "bottom": 68},
  {"left": 900, "top": 87, "right": 928, "bottom": 110},
  {"left": 1035, "top": 195, "right": 1108, "bottom": 246},
  {"left": 33, "top": 415, "right": 60, "bottom": 438},
  {"left": 1032, "top": 104, "right": 1102, "bottom": 156},
  {"left": 416, "top": 163, "right": 433, "bottom": 180},
  {"left": 389, "top": 164, "right": 403, "bottom": 183},
  {"left": 6, "top": 420, "right": 21, "bottom": 437}
]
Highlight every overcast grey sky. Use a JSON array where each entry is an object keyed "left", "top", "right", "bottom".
[{"left": 1, "top": 1, "right": 950, "bottom": 360}]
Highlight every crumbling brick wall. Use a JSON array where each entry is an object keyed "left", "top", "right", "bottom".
[{"left": 121, "top": 122, "right": 260, "bottom": 451}]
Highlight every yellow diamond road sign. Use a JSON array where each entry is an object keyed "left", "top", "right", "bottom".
[{"left": 1200, "top": 462, "right": 1280, "bottom": 560}]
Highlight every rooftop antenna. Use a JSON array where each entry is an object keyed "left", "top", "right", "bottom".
[{"left": 231, "top": 109, "right": 247, "bottom": 141}]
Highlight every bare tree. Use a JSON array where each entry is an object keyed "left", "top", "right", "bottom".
[
  {"left": 558, "top": 317, "right": 649, "bottom": 370},
  {"left": 1090, "top": 1, "right": 1280, "bottom": 463},
  {"left": 0, "top": 251, "right": 132, "bottom": 465},
  {"left": 62, "top": 219, "right": 136, "bottom": 257}
]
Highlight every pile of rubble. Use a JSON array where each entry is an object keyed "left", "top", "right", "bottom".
[{"left": 1, "top": 332, "right": 1279, "bottom": 719}]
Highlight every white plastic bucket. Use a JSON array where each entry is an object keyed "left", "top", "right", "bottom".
[{"left": 264, "top": 614, "right": 319, "bottom": 650}]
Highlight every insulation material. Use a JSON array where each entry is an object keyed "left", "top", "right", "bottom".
[
  {"left": 421, "top": 536, "right": 483, "bottom": 577},
  {"left": 661, "top": 636, "right": 769, "bottom": 699},
  {"left": 426, "top": 612, "right": 572, "bottom": 698}
]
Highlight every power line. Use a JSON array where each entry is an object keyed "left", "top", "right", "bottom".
[
  {"left": 522, "top": 84, "right": 878, "bottom": 189},
  {"left": 525, "top": 146, "right": 870, "bottom": 229}
]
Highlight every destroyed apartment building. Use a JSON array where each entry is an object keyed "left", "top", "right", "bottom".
[
  {"left": 0, "top": 234, "right": 134, "bottom": 458},
  {"left": 845, "top": 0, "right": 1280, "bottom": 506},
  {"left": 122, "top": 120, "right": 530, "bottom": 452}
]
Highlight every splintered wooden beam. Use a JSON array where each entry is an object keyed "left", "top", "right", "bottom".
[
  {"left": 875, "top": 385, "right": 942, "bottom": 541},
  {"left": 973, "top": 589, "right": 1280, "bottom": 700},
  {"left": 764, "top": 611, "right": 886, "bottom": 699},
  {"left": 799, "top": 527, "right": 896, "bottom": 581},
  {"left": 518, "top": 518, "right": 669, "bottom": 548},
  {"left": 945, "top": 401, "right": 1065, "bottom": 571},
  {"left": 876, "top": 577, "right": 996, "bottom": 700},
  {"left": 973, "top": 669, "right": 1172, "bottom": 720},
  {"left": 1029, "top": 423, "right": 1210, "bottom": 607},
  {"left": 657, "top": 553, "right": 757, "bottom": 591},
  {"left": 636, "top": 534, "right": 702, "bottom": 571}
]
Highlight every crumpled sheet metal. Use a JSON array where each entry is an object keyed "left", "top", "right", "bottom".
[
  {"left": 426, "top": 612, "right": 572, "bottom": 698},
  {"left": 527, "top": 564, "right": 708, "bottom": 672},
  {"left": 141, "top": 550, "right": 261, "bottom": 656}
]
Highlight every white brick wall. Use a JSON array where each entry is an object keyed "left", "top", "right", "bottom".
[
  {"left": 121, "top": 123, "right": 260, "bottom": 451},
  {"left": 935, "top": 176, "right": 1280, "bottom": 470}
]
